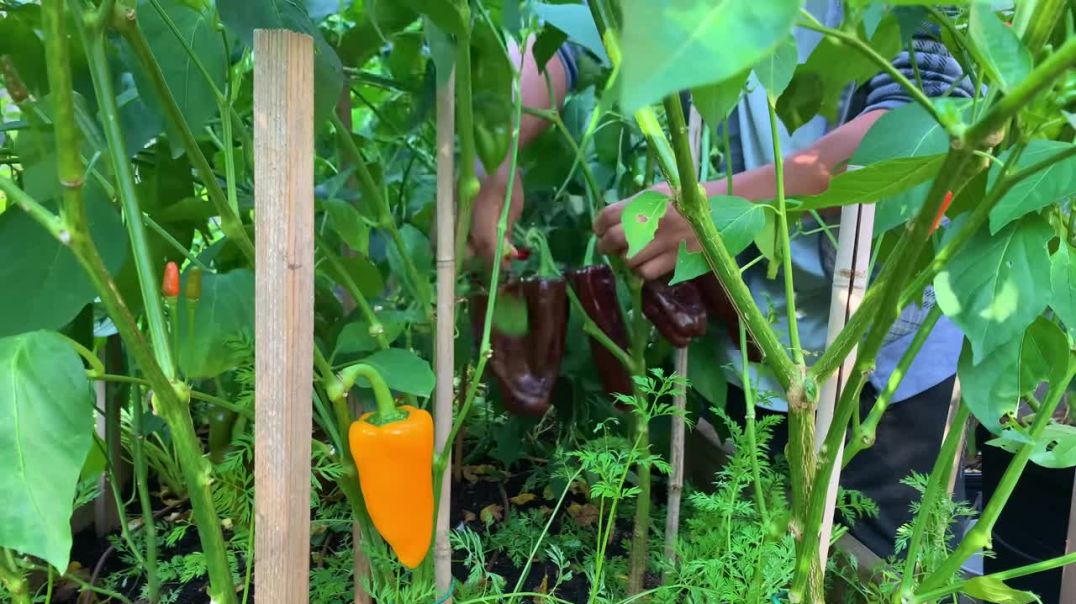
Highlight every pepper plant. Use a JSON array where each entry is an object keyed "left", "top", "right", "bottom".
[{"left": 0, "top": 0, "right": 1075, "bottom": 603}]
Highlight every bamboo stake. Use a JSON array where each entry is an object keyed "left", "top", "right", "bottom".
[
  {"left": 253, "top": 30, "right": 315, "bottom": 603},
  {"left": 433, "top": 70, "right": 457, "bottom": 602},
  {"left": 814, "top": 166, "right": 874, "bottom": 569},
  {"left": 944, "top": 379, "right": 966, "bottom": 497},
  {"left": 663, "top": 107, "right": 703, "bottom": 573},
  {"left": 1061, "top": 470, "right": 1076, "bottom": 602}
]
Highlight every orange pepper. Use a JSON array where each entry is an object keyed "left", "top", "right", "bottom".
[
  {"left": 346, "top": 365, "right": 434, "bottom": 569},
  {"left": 930, "top": 191, "right": 954, "bottom": 235}
]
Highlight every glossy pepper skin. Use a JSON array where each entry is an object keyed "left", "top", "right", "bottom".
[
  {"left": 162, "top": 261, "right": 180, "bottom": 298},
  {"left": 349, "top": 405, "right": 434, "bottom": 569},
  {"left": 692, "top": 273, "right": 762, "bottom": 362},
  {"left": 567, "top": 265, "right": 634, "bottom": 396},
  {"left": 471, "top": 277, "right": 567, "bottom": 416},
  {"left": 641, "top": 279, "right": 707, "bottom": 348}
]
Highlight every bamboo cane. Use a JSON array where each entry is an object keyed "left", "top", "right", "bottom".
[
  {"left": 433, "top": 70, "right": 457, "bottom": 602},
  {"left": 663, "top": 107, "right": 703, "bottom": 573},
  {"left": 814, "top": 166, "right": 873, "bottom": 568}
]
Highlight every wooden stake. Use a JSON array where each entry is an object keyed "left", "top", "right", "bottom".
[
  {"left": 943, "top": 379, "right": 966, "bottom": 497},
  {"left": 1061, "top": 467, "right": 1076, "bottom": 602},
  {"left": 815, "top": 168, "right": 874, "bottom": 568},
  {"left": 664, "top": 107, "right": 703, "bottom": 574},
  {"left": 253, "top": 29, "right": 315, "bottom": 604},
  {"left": 433, "top": 70, "right": 457, "bottom": 602}
]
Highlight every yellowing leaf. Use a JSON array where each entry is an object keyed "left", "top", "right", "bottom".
[
  {"left": 480, "top": 504, "right": 504, "bottom": 526},
  {"left": 509, "top": 492, "right": 538, "bottom": 506}
]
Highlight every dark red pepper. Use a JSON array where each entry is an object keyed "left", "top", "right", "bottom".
[
  {"left": 693, "top": 273, "right": 762, "bottom": 362},
  {"left": 641, "top": 279, "right": 707, "bottom": 348},
  {"left": 471, "top": 277, "right": 567, "bottom": 416},
  {"left": 566, "top": 265, "right": 634, "bottom": 397}
]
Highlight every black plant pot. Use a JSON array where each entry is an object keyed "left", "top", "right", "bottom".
[{"left": 980, "top": 425, "right": 1075, "bottom": 604}]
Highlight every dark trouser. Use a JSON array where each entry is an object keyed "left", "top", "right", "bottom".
[{"left": 723, "top": 376, "right": 962, "bottom": 558}]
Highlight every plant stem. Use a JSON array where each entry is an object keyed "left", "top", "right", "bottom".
[
  {"left": 329, "top": 113, "right": 434, "bottom": 323},
  {"left": 0, "top": 550, "right": 28, "bottom": 604},
  {"left": 116, "top": 16, "right": 255, "bottom": 263},
  {"left": 315, "top": 236, "right": 389, "bottom": 349},
  {"left": 38, "top": 6, "right": 233, "bottom": 598},
  {"left": 898, "top": 404, "right": 971, "bottom": 598},
  {"left": 797, "top": 11, "right": 940, "bottom": 125},
  {"left": 914, "top": 550, "right": 1076, "bottom": 603},
  {"left": 627, "top": 278, "right": 651, "bottom": 595},
  {"left": 660, "top": 96, "right": 798, "bottom": 391},
  {"left": 77, "top": 11, "right": 176, "bottom": 380},
  {"left": 454, "top": 18, "right": 480, "bottom": 269},
  {"left": 767, "top": 98, "right": 804, "bottom": 366},
  {"left": 844, "top": 305, "right": 942, "bottom": 465},
  {"left": 915, "top": 360, "right": 1076, "bottom": 595},
  {"left": 129, "top": 383, "right": 161, "bottom": 602},
  {"left": 741, "top": 322, "right": 770, "bottom": 526},
  {"left": 336, "top": 363, "right": 403, "bottom": 424}
]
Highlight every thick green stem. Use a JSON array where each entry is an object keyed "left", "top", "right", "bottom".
[
  {"left": 898, "top": 404, "right": 971, "bottom": 598},
  {"left": 77, "top": 12, "right": 176, "bottom": 379},
  {"left": 0, "top": 550, "right": 29, "bottom": 604},
  {"left": 336, "top": 363, "right": 404, "bottom": 425},
  {"left": 661, "top": 96, "right": 798, "bottom": 391},
  {"left": 39, "top": 7, "right": 233, "bottom": 599},
  {"left": 117, "top": 16, "right": 255, "bottom": 263},
  {"left": 329, "top": 113, "right": 434, "bottom": 322},
  {"left": 1020, "top": 0, "right": 1066, "bottom": 56},
  {"left": 767, "top": 98, "right": 804, "bottom": 366},
  {"left": 844, "top": 306, "right": 942, "bottom": 465},
  {"left": 915, "top": 361, "right": 1076, "bottom": 595},
  {"left": 914, "top": 550, "right": 1076, "bottom": 603}
]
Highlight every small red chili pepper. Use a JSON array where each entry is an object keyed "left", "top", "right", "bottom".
[
  {"left": 162, "top": 261, "right": 180, "bottom": 298},
  {"left": 930, "top": 191, "right": 954, "bottom": 235},
  {"left": 511, "top": 245, "right": 531, "bottom": 261}
]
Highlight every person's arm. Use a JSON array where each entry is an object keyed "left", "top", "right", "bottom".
[
  {"left": 596, "top": 26, "right": 977, "bottom": 280},
  {"left": 593, "top": 110, "right": 886, "bottom": 279},
  {"left": 468, "top": 40, "right": 574, "bottom": 263}
]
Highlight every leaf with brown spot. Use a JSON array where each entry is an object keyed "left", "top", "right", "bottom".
[{"left": 567, "top": 502, "right": 600, "bottom": 527}]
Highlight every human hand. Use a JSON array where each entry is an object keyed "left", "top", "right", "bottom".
[
  {"left": 593, "top": 189, "right": 699, "bottom": 280},
  {"left": 469, "top": 162, "right": 524, "bottom": 267}
]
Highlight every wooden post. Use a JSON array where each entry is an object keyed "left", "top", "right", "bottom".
[
  {"left": 253, "top": 29, "right": 315, "bottom": 603},
  {"left": 1061, "top": 473, "right": 1076, "bottom": 601},
  {"left": 815, "top": 170, "right": 874, "bottom": 568},
  {"left": 433, "top": 71, "right": 457, "bottom": 601}
]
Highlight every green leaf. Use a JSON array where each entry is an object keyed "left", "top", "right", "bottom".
[
  {"left": 797, "top": 155, "right": 945, "bottom": 211},
  {"left": 0, "top": 191, "right": 127, "bottom": 338},
  {"left": 670, "top": 195, "right": 765, "bottom": 284},
  {"left": 621, "top": 191, "right": 670, "bottom": 259},
  {"left": 958, "top": 338, "right": 1018, "bottom": 432},
  {"left": 619, "top": 0, "right": 799, "bottom": 112},
  {"left": 753, "top": 35, "right": 798, "bottom": 98},
  {"left": 990, "top": 423, "right": 1076, "bottom": 470},
  {"left": 337, "top": 1, "right": 419, "bottom": 68},
  {"left": 853, "top": 102, "right": 949, "bottom": 165},
  {"left": 341, "top": 255, "right": 385, "bottom": 300},
  {"left": 333, "top": 312, "right": 408, "bottom": 357},
  {"left": 135, "top": 0, "right": 227, "bottom": 136},
  {"left": 532, "top": 2, "right": 608, "bottom": 64},
  {"left": 385, "top": 224, "right": 433, "bottom": 300},
  {"left": 989, "top": 140, "right": 1076, "bottom": 233},
  {"left": 775, "top": 70, "right": 823, "bottom": 133},
  {"left": 962, "top": 575, "right": 1037, "bottom": 604},
  {"left": 1050, "top": 244, "right": 1076, "bottom": 337},
  {"left": 178, "top": 269, "right": 255, "bottom": 378},
  {"left": 0, "top": 14, "right": 48, "bottom": 96},
  {"left": 217, "top": 0, "right": 344, "bottom": 124},
  {"left": 968, "top": 4, "right": 1031, "bottom": 94},
  {"left": 689, "top": 335, "right": 727, "bottom": 408},
  {"left": 324, "top": 199, "right": 370, "bottom": 255},
  {"left": 356, "top": 348, "right": 435, "bottom": 398},
  {"left": 935, "top": 215, "right": 1053, "bottom": 363},
  {"left": 1019, "top": 317, "right": 1069, "bottom": 396},
  {"left": 399, "top": 0, "right": 465, "bottom": 36},
  {"left": 0, "top": 331, "right": 94, "bottom": 572},
  {"left": 691, "top": 71, "right": 749, "bottom": 130}
]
